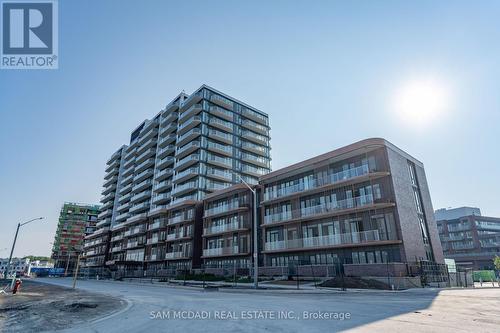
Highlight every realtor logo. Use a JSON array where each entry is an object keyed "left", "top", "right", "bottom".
[{"left": 1, "top": 0, "right": 58, "bottom": 69}]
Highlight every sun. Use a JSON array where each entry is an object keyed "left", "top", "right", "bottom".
[{"left": 394, "top": 78, "right": 450, "bottom": 126}]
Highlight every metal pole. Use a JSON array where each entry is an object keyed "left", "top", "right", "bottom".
[
  {"left": 232, "top": 172, "right": 258, "bottom": 289},
  {"left": 65, "top": 250, "right": 71, "bottom": 277},
  {"left": 252, "top": 189, "right": 258, "bottom": 289},
  {"left": 72, "top": 255, "right": 81, "bottom": 289},
  {"left": 4, "top": 223, "right": 20, "bottom": 280}
]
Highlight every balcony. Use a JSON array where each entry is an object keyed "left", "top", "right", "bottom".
[
  {"left": 98, "top": 208, "right": 113, "bottom": 220},
  {"left": 141, "top": 118, "right": 159, "bottom": 134},
  {"left": 207, "top": 141, "right": 232, "bottom": 157},
  {"left": 146, "top": 236, "right": 161, "bottom": 245},
  {"left": 135, "top": 158, "right": 155, "bottom": 174},
  {"left": 123, "top": 148, "right": 136, "bottom": 162},
  {"left": 177, "top": 128, "right": 201, "bottom": 147},
  {"left": 121, "top": 163, "right": 135, "bottom": 178},
  {"left": 168, "top": 214, "right": 194, "bottom": 225},
  {"left": 121, "top": 174, "right": 134, "bottom": 187},
  {"left": 170, "top": 195, "right": 198, "bottom": 206},
  {"left": 263, "top": 194, "right": 377, "bottom": 225},
  {"left": 166, "top": 230, "right": 192, "bottom": 242},
  {"left": 157, "top": 156, "right": 175, "bottom": 169},
  {"left": 115, "top": 212, "right": 131, "bottom": 222},
  {"left": 111, "top": 234, "right": 124, "bottom": 242},
  {"left": 116, "top": 202, "right": 130, "bottom": 212},
  {"left": 206, "top": 167, "right": 232, "bottom": 182},
  {"left": 155, "top": 168, "right": 174, "bottom": 181},
  {"left": 104, "top": 165, "right": 120, "bottom": 180},
  {"left": 176, "top": 141, "right": 200, "bottom": 159},
  {"left": 242, "top": 108, "right": 268, "bottom": 125},
  {"left": 119, "top": 182, "right": 133, "bottom": 195},
  {"left": 203, "top": 246, "right": 243, "bottom": 257},
  {"left": 204, "top": 219, "right": 249, "bottom": 235},
  {"left": 132, "top": 179, "right": 153, "bottom": 193},
  {"left": 175, "top": 154, "right": 199, "bottom": 170},
  {"left": 95, "top": 218, "right": 111, "bottom": 228},
  {"left": 153, "top": 180, "right": 172, "bottom": 192},
  {"left": 159, "top": 122, "right": 177, "bottom": 136},
  {"left": 101, "top": 183, "right": 116, "bottom": 196},
  {"left": 111, "top": 246, "right": 124, "bottom": 253},
  {"left": 241, "top": 130, "right": 267, "bottom": 145},
  {"left": 138, "top": 128, "right": 158, "bottom": 146},
  {"left": 158, "top": 133, "right": 177, "bottom": 147},
  {"left": 208, "top": 116, "right": 233, "bottom": 132},
  {"left": 157, "top": 145, "right": 175, "bottom": 159},
  {"left": 152, "top": 193, "right": 171, "bottom": 205},
  {"left": 264, "top": 230, "right": 384, "bottom": 252},
  {"left": 124, "top": 226, "right": 146, "bottom": 237},
  {"left": 103, "top": 175, "right": 118, "bottom": 188},
  {"left": 164, "top": 100, "right": 180, "bottom": 115},
  {"left": 106, "top": 149, "right": 122, "bottom": 166},
  {"left": 173, "top": 167, "right": 198, "bottom": 183},
  {"left": 263, "top": 164, "right": 371, "bottom": 202},
  {"left": 171, "top": 181, "right": 198, "bottom": 196},
  {"left": 126, "top": 241, "right": 146, "bottom": 249},
  {"left": 136, "top": 148, "right": 156, "bottom": 164},
  {"left": 178, "top": 116, "right": 201, "bottom": 135},
  {"left": 241, "top": 119, "right": 268, "bottom": 135},
  {"left": 134, "top": 169, "right": 154, "bottom": 183},
  {"left": 179, "top": 103, "right": 203, "bottom": 123},
  {"left": 130, "top": 191, "right": 151, "bottom": 203},
  {"left": 206, "top": 154, "right": 232, "bottom": 169},
  {"left": 162, "top": 110, "right": 178, "bottom": 125},
  {"left": 100, "top": 192, "right": 115, "bottom": 205},
  {"left": 129, "top": 202, "right": 150, "bottom": 213},
  {"left": 241, "top": 153, "right": 269, "bottom": 168},
  {"left": 209, "top": 105, "right": 233, "bottom": 121},
  {"left": 204, "top": 201, "right": 247, "bottom": 217},
  {"left": 210, "top": 94, "right": 233, "bottom": 110},
  {"left": 148, "top": 219, "right": 167, "bottom": 231},
  {"left": 241, "top": 164, "right": 266, "bottom": 177},
  {"left": 207, "top": 129, "right": 232, "bottom": 145},
  {"left": 241, "top": 141, "right": 267, "bottom": 156},
  {"left": 206, "top": 181, "right": 231, "bottom": 192},
  {"left": 165, "top": 250, "right": 192, "bottom": 260}
]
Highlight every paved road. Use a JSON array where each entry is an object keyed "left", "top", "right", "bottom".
[{"left": 35, "top": 278, "right": 500, "bottom": 333}]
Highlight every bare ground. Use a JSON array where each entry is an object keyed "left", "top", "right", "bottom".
[{"left": 0, "top": 279, "right": 125, "bottom": 332}]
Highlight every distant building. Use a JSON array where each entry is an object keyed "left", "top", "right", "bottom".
[
  {"left": 51, "top": 202, "right": 100, "bottom": 272},
  {"left": 435, "top": 207, "right": 481, "bottom": 221},
  {"left": 435, "top": 207, "right": 500, "bottom": 269},
  {"left": 0, "top": 258, "right": 30, "bottom": 277}
]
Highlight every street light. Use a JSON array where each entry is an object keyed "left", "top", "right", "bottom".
[
  {"left": 232, "top": 173, "right": 259, "bottom": 289},
  {"left": 4, "top": 217, "right": 45, "bottom": 281}
]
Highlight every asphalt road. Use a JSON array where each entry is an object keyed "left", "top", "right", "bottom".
[{"left": 34, "top": 278, "right": 500, "bottom": 333}]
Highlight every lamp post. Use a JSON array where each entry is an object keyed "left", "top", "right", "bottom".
[
  {"left": 233, "top": 173, "right": 258, "bottom": 289},
  {"left": 4, "top": 217, "right": 45, "bottom": 282}
]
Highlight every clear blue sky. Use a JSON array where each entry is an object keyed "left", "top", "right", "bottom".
[{"left": 1, "top": 0, "right": 499, "bottom": 257}]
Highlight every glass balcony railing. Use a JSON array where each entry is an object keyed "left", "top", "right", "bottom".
[
  {"left": 205, "top": 200, "right": 247, "bottom": 217},
  {"left": 265, "top": 230, "right": 383, "bottom": 251},
  {"left": 264, "top": 194, "right": 375, "bottom": 224},
  {"left": 204, "top": 219, "right": 248, "bottom": 235},
  {"left": 203, "top": 246, "right": 242, "bottom": 257},
  {"left": 264, "top": 164, "right": 370, "bottom": 201}
]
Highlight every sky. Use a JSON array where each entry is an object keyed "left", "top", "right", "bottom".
[{"left": 1, "top": 0, "right": 499, "bottom": 258}]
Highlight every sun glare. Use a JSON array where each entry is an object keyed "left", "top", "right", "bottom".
[{"left": 394, "top": 78, "right": 450, "bottom": 126}]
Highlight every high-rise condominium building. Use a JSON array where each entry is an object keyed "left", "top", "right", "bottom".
[
  {"left": 85, "top": 85, "right": 271, "bottom": 274},
  {"left": 52, "top": 202, "right": 100, "bottom": 272},
  {"left": 258, "top": 138, "right": 444, "bottom": 274}
]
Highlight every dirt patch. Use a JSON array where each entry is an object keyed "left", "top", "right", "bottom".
[{"left": 0, "top": 279, "right": 125, "bottom": 332}]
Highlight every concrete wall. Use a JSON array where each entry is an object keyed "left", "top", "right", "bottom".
[{"left": 386, "top": 147, "right": 428, "bottom": 262}]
